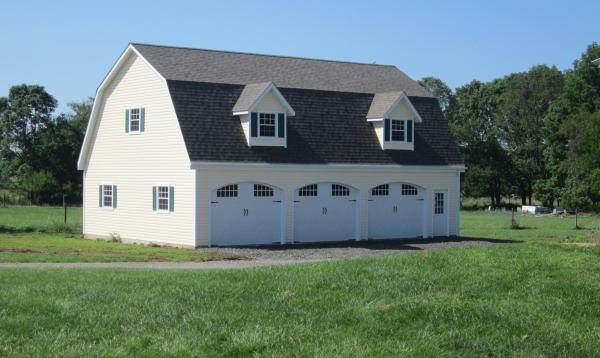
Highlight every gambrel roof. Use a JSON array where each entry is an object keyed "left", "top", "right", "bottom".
[
  {"left": 78, "top": 43, "right": 463, "bottom": 169},
  {"left": 132, "top": 43, "right": 434, "bottom": 97}
]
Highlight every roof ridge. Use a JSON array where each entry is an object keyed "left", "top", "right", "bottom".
[{"left": 130, "top": 42, "right": 396, "bottom": 68}]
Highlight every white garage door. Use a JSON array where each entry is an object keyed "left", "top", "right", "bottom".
[
  {"left": 368, "top": 183, "right": 424, "bottom": 239},
  {"left": 211, "top": 183, "right": 282, "bottom": 246},
  {"left": 294, "top": 183, "right": 357, "bottom": 243}
]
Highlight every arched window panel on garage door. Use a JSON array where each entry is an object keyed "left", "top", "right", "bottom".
[
  {"left": 299, "top": 184, "right": 318, "bottom": 197},
  {"left": 331, "top": 184, "right": 350, "bottom": 197},
  {"left": 216, "top": 184, "right": 238, "bottom": 197},
  {"left": 253, "top": 184, "right": 274, "bottom": 197},
  {"left": 401, "top": 184, "right": 418, "bottom": 195},
  {"left": 371, "top": 184, "right": 389, "bottom": 196}
]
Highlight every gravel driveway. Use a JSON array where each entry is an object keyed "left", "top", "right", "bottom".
[
  {"left": 0, "top": 237, "right": 505, "bottom": 270},
  {"left": 207, "top": 237, "right": 503, "bottom": 262}
]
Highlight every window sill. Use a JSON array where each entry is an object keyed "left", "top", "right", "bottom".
[
  {"left": 128, "top": 131, "right": 142, "bottom": 135},
  {"left": 155, "top": 210, "right": 171, "bottom": 214}
]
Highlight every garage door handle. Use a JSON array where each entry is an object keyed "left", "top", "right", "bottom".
[
  {"left": 417, "top": 199, "right": 424, "bottom": 201},
  {"left": 272, "top": 200, "right": 281, "bottom": 203},
  {"left": 348, "top": 199, "right": 357, "bottom": 202},
  {"left": 393, "top": 205, "right": 398, "bottom": 213},
  {"left": 211, "top": 201, "right": 219, "bottom": 204},
  {"left": 243, "top": 208, "right": 249, "bottom": 216},
  {"left": 368, "top": 199, "right": 374, "bottom": 202},
  {"left": 294, "top": 200, "right": 300, "bottom": 203},
  {"left": 322, "top": 207, "right": 327, "bottom": 215}
]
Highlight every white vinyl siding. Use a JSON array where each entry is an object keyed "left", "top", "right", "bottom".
[
  {"left": 83, "top": 52, "right": 195, "bottom": 247},
  {"left": 195, "top": 165, "right": 461, "bottom": 246}
]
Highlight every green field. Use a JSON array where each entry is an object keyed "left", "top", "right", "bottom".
[
  {"left": 1, "top": 207, "right": 600, "bottom": 356},
  {"left": 0, "top": 207, "right": 235, "bottom": 262}
]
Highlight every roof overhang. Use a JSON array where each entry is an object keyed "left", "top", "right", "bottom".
[
  {"left": 232, "top": 82, "right": 295, "bottom": 116},
  {"left": 366, "top": 91, "right": 423, "bottom": 123}
]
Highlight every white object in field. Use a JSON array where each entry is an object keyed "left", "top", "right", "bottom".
[{"left": 522, "top": 205, "right": 552, "bottom": 215}]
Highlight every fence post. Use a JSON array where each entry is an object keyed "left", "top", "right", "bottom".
[{"left": 63, "top": 194, "right": 67, "bottom": 225}]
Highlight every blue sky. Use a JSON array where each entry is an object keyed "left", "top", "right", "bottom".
[{"left": 1, "top": 0, "right": 598, "bottom": 113}]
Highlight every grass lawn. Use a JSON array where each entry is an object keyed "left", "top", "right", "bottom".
[
  {"left": 2, "top": 206, "right": 600, "bottom": 355},
  {"left": 0, "top": 207, "right": 235, "bottom": 262},
  {"left": 2, "top": 243, "right": 600, "bottom": 356}
]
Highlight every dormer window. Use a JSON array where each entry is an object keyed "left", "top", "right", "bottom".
[
  {"left": 367, "top": 91, "right": 421, "bottom": 150},
  {"left": 259, "top": 113, "right": 277, "bottom": 137},
  {"left": 232, "top": 82, "right": 295, "bottom": 148}
]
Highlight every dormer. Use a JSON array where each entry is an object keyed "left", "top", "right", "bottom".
[
  {"left": 233, "top": 82, "right": 295, "bottom": 147},
  {"left": 367, "top": 91, "right": 422, "bottom": 151}
]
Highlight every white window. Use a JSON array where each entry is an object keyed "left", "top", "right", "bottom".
[
  {"left": 254, "top": 184, "right": 274, "bottom": 197},
  {"left": 372, "top": 184, "right": 389, "bottom": 196},
  {"left": 332, "top": 184, "right": 350, "bottom": 197},
  {"left": 217, "top": 184, "right": 238, "bottom": 198},
  {"left": 299, "top": 184, "right": 318, "bottom": 197},
  {"left": 102, "top": 185, "right": 113, "bottom": 208},
  {"left": 435, "top": 192, "right": 445, "bottom": 214},
  {"left": 259, "top": 113, "right": 276, "bottom": 137},
  {"left": 129, "top": 108, "right": 141, "bottom": 133},
  {"left": 391, "top": 119, "right": 406, "bottom": 142},
  {"left": 157, "top": 186, "right": 169, "bottom": 212},
  {"left": 401, "top": 184, "right": 418, "bottom": 196}
]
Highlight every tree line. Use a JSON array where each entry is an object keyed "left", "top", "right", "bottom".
[
  {"left": 1, "top": 43, "right": 599, "bottom": 210},
  {"left": 419, "top": 42, "right": 600, "bottom": 211},
  {"left": 0, "top": 86, "right": 91, "bottom": 205}
]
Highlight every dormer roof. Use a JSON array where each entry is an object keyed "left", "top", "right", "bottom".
[
  {"left": 232, "top": 82, "right": 295, "bottom": 116},
  {"left": 366, "top": 91, "right": 423, "bottom": 122}
]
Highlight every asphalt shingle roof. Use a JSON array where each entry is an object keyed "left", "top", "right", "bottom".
[
  {"left": 167, "top": 80, "right": 463, "bottom": 165},
  {"left": 133, "top": 43, "right": 433, "bottom": 97},
  {"left": 131, "top": 43, "right": 462, "bottom": 166},
  {"left": 232, "top": 82, "right": 272, "bottom": 113},
  {"left": 367, "top": 91, "right": 402, "bottom": 119}
]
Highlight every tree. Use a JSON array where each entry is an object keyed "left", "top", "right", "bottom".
[
  {"left": 498, "top": 65, "right": 564, "bottom": 205},
  {"left": 543, "top": 43, "right": 600, "bottom": 208},
  {"left": 0, "top": 84, "right": 57, "bottom": 171},
  {"left": 418, "top": 77, "right": 454, "bottom": 112},
  {"left": 33, "top": 98, "right": 92, "bottom": 203},
  {"left": 447, "top": 80, "right": 512, "bottom": 207}
]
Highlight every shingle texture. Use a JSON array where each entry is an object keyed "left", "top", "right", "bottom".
[
  {"left": 232, "top": 82, "right": 271, "bottom": 113},
  {"left": 133, "top": 43, "right": 433, "bottom": 97},
  {"left": 167, "top": 81, "right": 463, "bottom": 165},
  {"left": 367, "top": 91, "right": 402, "bottom": 119}
]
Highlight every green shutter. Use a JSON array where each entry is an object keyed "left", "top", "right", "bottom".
[
  {"left": 278, "top": 113, "right": 285, "bottom": 138},
  {"left": 99, "top": 185, "right": 103, "bottom": 207},
  {"left": 112, "top": 185, "right": 117, "bottom": 208},
  {"left": 125, "top": 109, "right": 130, "bottom": 133},
  {"left": 140, "top": 107, "right": 145, "bottom": 132},
  {"left": 250, "top": 112, "right": 258, "bottom": 137},
  {"left": 169, "top": 187, "right": 175, "bottom": 212},
  {"left": 152, "top": 186, "right": 157, "bottom": 211},
  {"left": 384, "top": 119, "right": 390, "bottom": 142},
  {"left": 407, "top": 120, "right": 413, "bottom": 142}
]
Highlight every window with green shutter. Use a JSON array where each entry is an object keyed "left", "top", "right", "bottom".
[
  {"left": 154, "top": 185, "right": 172, "bottom": 213},
  {"left": 126, "top": 107, "right": 144, "bottom": 134},
  {"left": 278, "top": 113, "right": 285, "bottom": 138},
  {"left": 100, "top": 184, "right": 115, "bottom": 209},
  {"left": 250, "top": 112, "right": 258, "bottom": 137}
]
